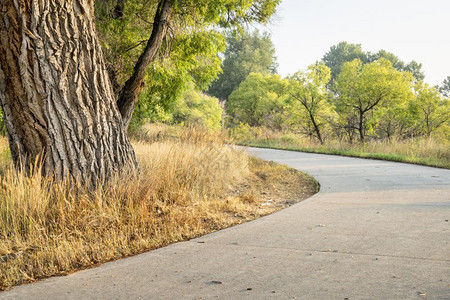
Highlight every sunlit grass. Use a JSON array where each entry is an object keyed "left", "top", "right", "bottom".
[
  {"left": 0, "top": 125, "right": 317, "bottom": 290},
  {"left": 231, "top": 128, "right": 450, "bottom": 169}
]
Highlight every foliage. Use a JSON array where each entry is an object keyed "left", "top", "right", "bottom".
[
  {"left": 287, "top": 63, "right": 335, "bottom": 143},
  {"left": 321, "top": 42, "right": 368, "bottom": 82},
  {"left": 371, "top": 94, "right": 412, "bottom": 140},
  {"left": 410, "top": 82, "right": 450, "bottom": 137},
  {"left": 94, "top": 0, "right": 281, "bottom": 125},
  {"left": 223, "top": 58, "right": 446, "bottom": 146},
  {"left": 133, "top": 86, "right": 223, "bottom": 130},
  {"left": 95, "top": 3, "right": 225, "bottom": 114},
  {"left": 228, "top": 123, "right": 257, "bottom": 141},
  {"left": 322, "top": 41, "right": 425, "bottom": 83},
  {"left": 439, "top": 76, "right": 450, "bottom": 98},
  {"left": 226, "top": 73, "right": 288, "bottom": 129},
  {"left": 170, "top": 88, "right": 223, "bottom": 130},
  {"left": 334, "top": 58, "right": 414, "bottom": 141},
  {"left": 208, "top": 30, "right": 278, "bottom": 100},
  {"left": 369, "top": 50, "right": 424, "bottom": 81}
]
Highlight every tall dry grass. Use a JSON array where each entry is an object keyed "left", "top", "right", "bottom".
[{"left": 0, "top": 126, "right": 255, "bottom": 290}]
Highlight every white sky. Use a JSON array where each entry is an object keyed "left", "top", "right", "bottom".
[{"left": 264, "top": 0, "right": 450, "bottom": 86}]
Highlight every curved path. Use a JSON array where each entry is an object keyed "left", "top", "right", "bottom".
[{"left": 1, "top": 148, "right": 449, "bottom": 299}]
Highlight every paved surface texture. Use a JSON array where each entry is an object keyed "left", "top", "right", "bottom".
[{"left": 1, "top": 148, "right": 449, "bottom": 299}]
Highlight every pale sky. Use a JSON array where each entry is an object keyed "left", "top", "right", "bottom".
[{"left": 265, "top": 0, "right": 450, "bottom": 86}]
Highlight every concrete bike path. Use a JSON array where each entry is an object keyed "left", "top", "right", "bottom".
[{"left": 1, "top": 148, "right": 449, "bottom": 299}]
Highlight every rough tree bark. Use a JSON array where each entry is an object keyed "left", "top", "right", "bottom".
[
  {"left": 0, "top": 0, "right": 138, "bottom": 183},
  {"left": 117, "top": 0, "right": 172, "bottom": 129}
]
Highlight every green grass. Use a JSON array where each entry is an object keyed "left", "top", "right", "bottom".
[{"left": 235, "top": 135, "right": 450, "bottom": 169}]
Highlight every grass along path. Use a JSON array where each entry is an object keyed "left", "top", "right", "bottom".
[
  {"left": 0, "top": 128, "right": 318, "bottom": 291},
  {"left": 236, "top": 137, "right": 450, "bottom": 169}
]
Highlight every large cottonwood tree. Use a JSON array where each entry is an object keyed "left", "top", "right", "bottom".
[
  {"left": 0, "top": 0, "right": 279, "bottom": 183},
  {"left": 0, "top": 0, "right": 139, "bottom": 183}
]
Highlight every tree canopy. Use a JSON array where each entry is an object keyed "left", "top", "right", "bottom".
[
  {"left": 322, "top": 41, "right": 425, "bottom": 83},
  {"left": 334, "top": 58, "right": 414, "bottom": 141},
  {"left": 223, "top": 49, "right": 448, "bottom": 144},
  {"left": 287, "top": 64, "right": 334, "bottom": 143},
  {"left": 226, "top": 73, "right": 287, "bottom": 129},
  {"left": 321, "top": 42, "right": 368, "bottom": 82},
  {"left": 439, "top": 76, "right": 450, "bottom": 98},
  {"left": 207, "top": 30, "right": 278, "bottom": 101},
  {"left": 0, "top": 0, "right": 281, "bottom": 182},
  {"left": 411, "top": 82, "right": 450, "bottom": 137},
  {"left": 171, "top": 87, "right": 223, "bottom": 130},
  {"left": 95, "top": 0, "right": 280, "bottom": 126}
]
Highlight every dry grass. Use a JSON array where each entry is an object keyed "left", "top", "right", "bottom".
[
  {"left": 0, "top": 125, "right": 318, "bottom": 290},
  {"left": 231, "top": 127, "right": 450, "bottom": 169}
]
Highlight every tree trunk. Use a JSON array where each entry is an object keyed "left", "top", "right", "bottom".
[
  {"left": 0, "top": 0, "right": 138, "bottom": 184},
  {"left": 358, "top": 110, "right": 365, "bottom": 142},
  {"left": 117, "top": 0, "right": 172, "bottom": 129},
  {"left": 308, "top": 111, "right": 323, "bottom": 144}
]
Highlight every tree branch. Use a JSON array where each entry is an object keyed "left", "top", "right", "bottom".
[{"left": 117, "top": 0, "right": 173, "bottom": 129}]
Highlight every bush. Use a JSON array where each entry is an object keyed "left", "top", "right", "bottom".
[{"left": 171, "top": 88, "right": 223, "bottom": 131}]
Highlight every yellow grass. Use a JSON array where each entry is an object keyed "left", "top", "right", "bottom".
[
  {"left": 230, "top": 127, "right": 450, "bottom": 168},
  {"left": 0, "top": 126, "right": 317, "bottom": 290}
]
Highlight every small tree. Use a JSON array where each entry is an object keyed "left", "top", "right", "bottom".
[
  {"left": 369, "top": 50, "right": 424, "bottom": 81},
  {"left": 287, "top": 64, "right": 333, "bottom": 144},
  {"left": 410, "top": 82, "right": 450, "bottom": 137},
  {"left": 334, "top": 58, "right": 413, "bottom": 142},
  {"left": 372, "top": 98, "right": 412, "bottom": 140}
]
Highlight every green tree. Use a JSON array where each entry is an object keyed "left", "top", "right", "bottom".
[
  {"left": 287, "top": 64, "right": 333, "bottom": 144},
  {"left": 371, "top": 94, "right": 413, "bottom": 140},
  {"left": 96, "top": 1, "right": 226, "bottom": 119},
  {"left": 369, "top": 50, "right": 424, "bottom": 81},
  {"left": 171, "top": 87, "right": 223, "bottom": 130},
  {"left": 96, "top": 0, "right": 280, "bottom": 128},
  {"left": 0, "top": 0, "right": 280, "bottom": 183},
  {"left": 322, "top": 42, "right": 425, "bottom": 83},
  {"left": 334, "top": 58, "right": 414, "bottom": 142},
  {"left": 410, "top": 82, "right": 450, "bottom": 137},
  {"left": 438, "top": 76, "right": 450, "bottom": 98},
  {"left": 321, "top": 42, "right": 368, "bottom": 82},
  {"left": 226, "top": 73, "right": 288, "bottom": 129},
  {"left": 208, "top": 30, "right": 278, "bottom": 100},
  {"left": 403, "top": 61, "right": 425, "bottom": 82}
]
